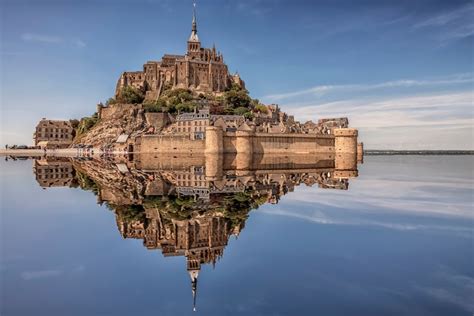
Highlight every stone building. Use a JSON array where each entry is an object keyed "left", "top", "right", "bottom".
[
  {"left": 34, "top": 119, "right": 74, "bottom": 149},
  {"left": 34, "top": 158, "right": 76, "bottom": 187},
  {"left": 115, "top": 4, "right": 244, "bottom": 101},
  {"left": 175, "top": 109, "right": 210, "bottom": 140}
]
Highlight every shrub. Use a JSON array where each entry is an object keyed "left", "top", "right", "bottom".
[
  {"left": 254, "top": 104, "right": 269, "bottom": 114},
  {"left": 176, "top": 101, "right": 197, "bottom": 113},
  {"left": 116, "top": 86, "right": 144, "bottom": 104},
  {"left": 143, "top": 98, "right": 167, "bottom": 113},
  {"left": 105, "top": 98, "right": 117, "bottom": 106},
  {"left": 233, "top": 106, "right": 250, "bottom": 116},
  {"left": 76, "top": 112, "right": 99, "bottom": 136}
]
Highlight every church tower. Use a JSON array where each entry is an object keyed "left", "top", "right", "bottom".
[{"left": 187, "top": 0, "right": 201, "bottom": 58}]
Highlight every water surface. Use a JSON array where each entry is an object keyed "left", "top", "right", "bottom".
[{"left": 0, "top": 155, "right": 472, "bottom": 316}]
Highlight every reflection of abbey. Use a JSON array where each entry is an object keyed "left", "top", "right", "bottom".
[
  {"left": 115, "top": 5, "right": 244, "bottom": 101},
  {"left": 30, "top": 150, "right": 362, "bottom": 311}
]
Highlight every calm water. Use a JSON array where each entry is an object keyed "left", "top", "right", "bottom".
[{"left": 0, "top": 155, "right": 473, "bottom": 316}]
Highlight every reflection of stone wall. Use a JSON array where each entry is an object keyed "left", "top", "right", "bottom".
[{"left": 334, "top": 128, "right": 358, "bottom": 154}]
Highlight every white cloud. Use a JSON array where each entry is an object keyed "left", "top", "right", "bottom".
[
  {"left": 21, "top": 33, "right": 86, "bottom": 48},
  {"left": 264, "top": 74, "right": 473, "bottom": 101},
  {"left": 413, "top": 3, "right": 474, "bottom": 43},
  {"left": 261, "top": 73, "right": 473, "bottom": 149}
]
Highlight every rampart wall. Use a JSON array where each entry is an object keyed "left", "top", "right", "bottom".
[
  {"left": 137, "top": 127, "right": 359, "bottom": 158},
  {"left": 140, "top": 134, "right": 205, "bottom": 154}
]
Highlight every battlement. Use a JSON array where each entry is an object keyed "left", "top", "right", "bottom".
[{"left": 333, "top": 128, "right": 358, "bottom": 137}]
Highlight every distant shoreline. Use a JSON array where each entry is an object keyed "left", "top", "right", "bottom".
[{"left": 364, "top": 150, "right": 473, "bottom": 155}]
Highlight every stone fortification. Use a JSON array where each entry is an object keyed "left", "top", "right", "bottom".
[{"left": 114, "top": 5, "right": 244, "bottom": 101}]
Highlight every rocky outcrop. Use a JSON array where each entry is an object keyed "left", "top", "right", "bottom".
[{"left": 74, "top": 104, "right": 148, "bottom": 148}]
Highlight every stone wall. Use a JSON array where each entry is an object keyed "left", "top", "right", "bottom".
[
  {"left": 137, "top": 127, "right": 362, "bottom": 157},
  {"left": 99, "top": 104, "right": 141, "bottom": 120},
  {"left": 140, "top": 134, "right": 205, "bottom": 154},
  {"left": 144, "top": 113, "right": 172, "bottom": 131}
]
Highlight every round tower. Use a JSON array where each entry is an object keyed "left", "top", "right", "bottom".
[
  {"left": 205, "top": 126, "right": 223, "bottom": 154},
  {"left": 205, "top": 153, "right": 223, "bottom": 180},
  {"left": 334, "top": 128, "right": 358, "bottom": 178},
  {"left": 235, "top": 130, "right": 254, "bottom": 171}
]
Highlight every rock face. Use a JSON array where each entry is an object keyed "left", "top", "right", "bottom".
[{"left": 74, "top": 104, "right": 147, "bottom": 148}]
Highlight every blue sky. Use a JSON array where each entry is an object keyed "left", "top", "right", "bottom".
[{"left": 1, "top": 0, "right": 473, "bottom": 149}]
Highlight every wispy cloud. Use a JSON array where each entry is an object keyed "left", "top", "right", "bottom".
[
  {"left": 288, "top": 91, "right": 473, "bottom": 149},
  {"left": 414, "top": 3, "right": 474, "bottom": 28},
  {"left": 21, "top": 33, "right": 86, "bottom": 48},
  {"left": 264, "top": 73, "right": 473, "bottom": 101},
  {"left": 289, "top": 91, "right": 473, "bottom": 128},
  {"left": 73, "top": 39, "right": 86, "bottom": 48},
  {"left": 261, "top": 73, "right": 473, "bottom": 149},
  {"left": 235, "top": 0, "right": 272, "bottom": 17},
  {"left": 259, "top": 164, "right": 473, "bottom": 236},
  {"left": 416, "top": 266, "right": 474, "bottom": 313},
  {"left": 413, "top": 3, "right": 474, "bottom": 43},
  {"left": 21, "top": 33, "right": 62, "bottom": 43}
]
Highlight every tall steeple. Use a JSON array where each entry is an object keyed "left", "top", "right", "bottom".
[{"left": 189, "top": 0, "right": 199, "bottom": 42}]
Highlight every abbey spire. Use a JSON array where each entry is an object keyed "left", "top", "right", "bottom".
[{"left": 189, "top": 0, "right": 199, "bottom": 42}]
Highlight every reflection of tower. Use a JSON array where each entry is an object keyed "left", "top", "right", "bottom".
[{"left": 187, "top": 259, "right": 201, "bottom": 312}]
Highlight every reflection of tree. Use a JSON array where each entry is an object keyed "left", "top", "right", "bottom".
[
  {"left": 144, "top": 196, "right": 203, "bottom": 220},
  {"left": 221, "top": 192, "right": 267, "bottom": 229},
  {"left": 75, "top": 170, "right": 100, "bottom": 194},
  {"left": 111, "top": 204, "right": 146, "bottom": 223}
]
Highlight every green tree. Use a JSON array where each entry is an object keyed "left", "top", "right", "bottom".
[
  {"left": 143, "top": 98, "right": 167, "bottom": 113},
  {"left": 76, "top": 112, "right": 99, "bottom": 136},
  {"left": 117, "top": 86, "right": 145, "bottom": 104},
  {"left": 105, "top": 97, "right": 117, "bottom": 106},
  {"left": 254, "top": 104, "right": 269, "bottom": 114}
]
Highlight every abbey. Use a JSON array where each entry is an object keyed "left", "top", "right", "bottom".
[{"left": 115, "top": 5, "right": 244, "bottom": 101}]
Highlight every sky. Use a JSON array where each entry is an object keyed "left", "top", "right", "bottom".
[{"left": 0, "top": 0, "right": 473, "bottom": 149}]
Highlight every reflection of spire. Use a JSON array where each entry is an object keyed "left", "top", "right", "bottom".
[{"left": 188, "top": 269, "right": 199, "bottom": 312}]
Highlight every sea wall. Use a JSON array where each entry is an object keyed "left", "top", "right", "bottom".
[
  {"left": 140, "top": 134, "right": 205, "bottom": 154},
  {"left": 137, "top": 127, "right": 360, "bottom": 156},
  {"left": 217, "top": 132, "right": 334, "bottom": 154}
]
